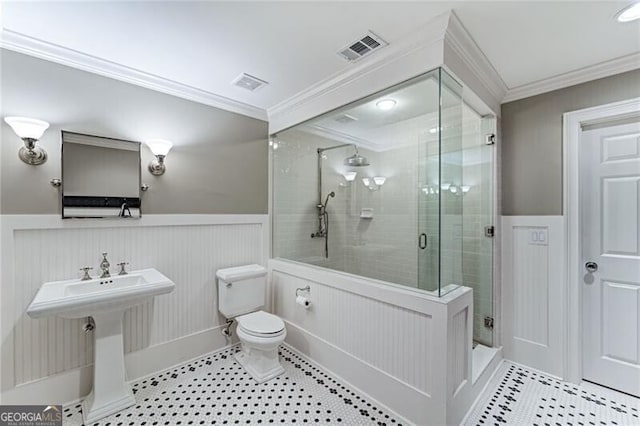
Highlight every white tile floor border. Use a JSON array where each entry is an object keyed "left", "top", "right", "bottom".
[
  {"left": 62, "top": 344, "right": 403, "bottom": 426},
  {"left": 464, "top": 360, "right": 639, "bottom": 426}
]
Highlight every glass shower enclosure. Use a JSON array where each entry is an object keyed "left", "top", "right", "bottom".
[{"left": 271, "top": 67, "right": 494, "bottom": 342}]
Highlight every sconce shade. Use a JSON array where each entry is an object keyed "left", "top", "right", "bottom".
[
  {"left": 343, "top": 172, "right": 357, "bottom": 181},
  {"left": 362, "top": 177, "right": 371, "bottom": 186},
  {"left": 373, "top": 176, "right": 386, "bottom": 186},
  {"left": 145, "top": 139, "right": 173, "bottom": 156},
  {"left": 4, "top": 117, "right": 49, "bottom": 140}
]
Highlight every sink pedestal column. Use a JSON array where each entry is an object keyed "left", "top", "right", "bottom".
[{"left": 82, "top": 310, "right": 135, "bottom": 424}]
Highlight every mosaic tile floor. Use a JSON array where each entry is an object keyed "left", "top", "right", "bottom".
[
  {"left": 464, "top": 361, "right": 640, "bottom": 426},
  {"left": 63, "top": 345, "right": 402, "bottom": 426}
]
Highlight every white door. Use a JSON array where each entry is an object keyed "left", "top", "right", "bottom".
[{"left": 581, "top": 120, "right": 640, "bottom": 396}]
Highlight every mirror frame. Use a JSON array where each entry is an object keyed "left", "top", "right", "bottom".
[{"left": 61, "top": 131, "right": 142, "bottom": 219}]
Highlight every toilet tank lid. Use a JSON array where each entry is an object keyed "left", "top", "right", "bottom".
[{"left": 216, "top": 264, "right": 267, "bottom": 282}]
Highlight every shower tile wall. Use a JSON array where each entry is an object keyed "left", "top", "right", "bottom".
[
  {"left": 273, "top": 130, "right": 419, "bottom": 288},
  {"left": 273, "top": 130, "right": 349, "bottom": 271},
  {"left": 343, "top": 145, "right": 418, "bottom": 287}
]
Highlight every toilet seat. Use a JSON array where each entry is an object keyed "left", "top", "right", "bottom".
[{"left": 236, "top": 310, "right": 285, "bottom": 337}]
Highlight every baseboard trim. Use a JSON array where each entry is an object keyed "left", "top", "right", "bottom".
[
  {"left": 282, "top": 320, "right": 433, "bottom": 425},
  {"left": 459, "top": 355, "right": 505, "bottom": 425},
  {"left": 1, "top": 326, "right": 233, "bottom": 405}
]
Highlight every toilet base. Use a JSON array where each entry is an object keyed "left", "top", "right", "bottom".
[{"left": 234, "top": 346, "right": 285, "bottom": 383}]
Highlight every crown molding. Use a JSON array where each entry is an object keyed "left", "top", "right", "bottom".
[
  {"left": 0, "top": 29, "right": 268, "bottom": 121},
  {"left": 267, "top": 11, "right": 452, "bottom": 128},
  {"left": 503, "top": 52, "right": 640, "bottom": 103},
  {"left": 444, "top": 12, "right": 508, "bottom": 109}
]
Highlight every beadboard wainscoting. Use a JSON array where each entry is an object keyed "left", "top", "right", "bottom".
[
  {"left": 0, "top": 215, "right": 269, "bottom": 404},
  {"left": 269, "top": 258, "right": 479, "bottom": 426},
  {"left": 501, "top": 216, "right": 565, "bottom": 378}
]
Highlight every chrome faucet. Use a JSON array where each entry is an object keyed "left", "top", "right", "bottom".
[
  {"left": 119, "top": 202, "right": 131, "bottom": 217},
  {"left": 80, "top": 267, "right": 93, "bottom": 281},
  {"left": 117, "top": 262, "right": 129, "bottom": 275},
  {"left": 100, "top": 252, "right": 110, "bottom": 278}
]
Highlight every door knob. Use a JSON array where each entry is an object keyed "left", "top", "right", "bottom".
[{"left": 585, "top": 261, "right": 598, "bottom": 273}]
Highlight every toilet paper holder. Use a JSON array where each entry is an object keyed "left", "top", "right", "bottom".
[{"left": 295, "top": 285, "right": 310, "bottom": 296}]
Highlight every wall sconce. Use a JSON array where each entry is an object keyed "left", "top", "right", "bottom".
[
  {"left": 422, "top": 185, "right": 438, "bottom": 195},
  {"left": 362, "top": 176, "right": 387, "bottom": 191},
  {"left": 373, "top": 176, "right": 386, "bottom": 186},
  {"left": 461, "top": 185, "right": 471, "bottom": 193},
  {"left": 145, "top": 139, "right": 173, "bottom": 176},
  {"left": 343, "top": 172, "right": 357, "bottom": 182},
  {"left": 4, "top": 117, "right": 50, "bottom": 165}
]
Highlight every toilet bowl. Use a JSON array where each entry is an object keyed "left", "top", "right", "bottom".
[
  {"left": 216, "top": 264, "right": 287, "bottom": 383},
  {"left": 233, "top": 310, "right": 286, "bottom": 383}
]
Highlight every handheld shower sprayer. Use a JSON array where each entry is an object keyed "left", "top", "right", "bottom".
[
  {"left": 324, "top": 191, "right": 335, "bottom": 209},
  {"left": 311, "top": 191, "right": 336, "bottom": 258}
]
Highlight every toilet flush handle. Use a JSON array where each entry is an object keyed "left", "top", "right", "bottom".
[{"left": 226, "top": 282, "right": 232, "bottom": 288}]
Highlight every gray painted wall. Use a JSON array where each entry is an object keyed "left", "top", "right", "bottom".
[
  {"left": 501, "top": 69, "right": 640, "bottom": 216},
  {"left": 0, "top": 49, "right": 268, "bottom": 214}
]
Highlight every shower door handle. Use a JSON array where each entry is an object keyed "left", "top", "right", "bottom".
[{"left": 419, "top": 233, "right": 427, "bottom": 249}]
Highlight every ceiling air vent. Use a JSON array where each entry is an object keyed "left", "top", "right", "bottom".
[
  {"left": 232, "top": 73, "right": 268, "bottom": 91},
  {"left": 334, "top": 114, "right": 358, "bottom": 124},
  {"left": 337, "top": 31, "right": 387, "bottom": 62}
]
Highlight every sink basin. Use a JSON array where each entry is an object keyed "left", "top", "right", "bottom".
[
  {"left": 27, "top": 268, "right": 174, "bottom": 319},
  {"left": 26, "top": 267, "right": 175, "bottom": 424}
]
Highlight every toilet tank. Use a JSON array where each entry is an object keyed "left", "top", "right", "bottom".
[{"left": 217, "top": 264, "right": 267, "bottom": 318}]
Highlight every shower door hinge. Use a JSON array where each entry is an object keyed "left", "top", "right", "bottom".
[
  {"left": 484, "top": 226, "right": 495, "bottom": 238},
  {"left": 484, "top": 316, "right": 494, "bottom": 329},
  {"left": 485, "top": 133, "right": 496, "bottom": 145}
]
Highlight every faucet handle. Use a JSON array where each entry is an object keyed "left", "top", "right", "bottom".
[
  {"left": 117, "top": 262, "right": 129, "bottom": 275},
  {"left": 80, "top": 267, "right": 93, "bottom": 281}
]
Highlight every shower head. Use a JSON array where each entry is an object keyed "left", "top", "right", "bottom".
[
  {"left": 344, "top": 147, "right": 370, "bottom": 167},
  {"left": 344, "top": 153, "right": 369, "bottom": 167},
  {"left": 324, "top": 191, "right": 335, "bottom": 207}
]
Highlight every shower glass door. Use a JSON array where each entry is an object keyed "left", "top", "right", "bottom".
[{"left": 472, "top": 115, "right": 495, "bottom": 346}]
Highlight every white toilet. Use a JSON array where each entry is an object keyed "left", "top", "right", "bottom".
[{"left": 216, "top": 264, "right": 286, "bottom": 383}]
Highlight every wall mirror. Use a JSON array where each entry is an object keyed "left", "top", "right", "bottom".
[{"left": 61, "top": 131, "right": 142, "bottom": 219}]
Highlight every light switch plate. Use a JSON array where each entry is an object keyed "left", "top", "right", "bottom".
[{"left": 529, "top": 228, "right": 548, "bottom": 246}]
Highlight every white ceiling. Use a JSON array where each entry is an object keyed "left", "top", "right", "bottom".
[{"left": 2, "top": 1, "right": 639, "bottom": 115}]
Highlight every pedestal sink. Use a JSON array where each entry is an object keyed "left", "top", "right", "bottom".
[{"left": 27, "top": 268, "right": 175, "bottom": 424}]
